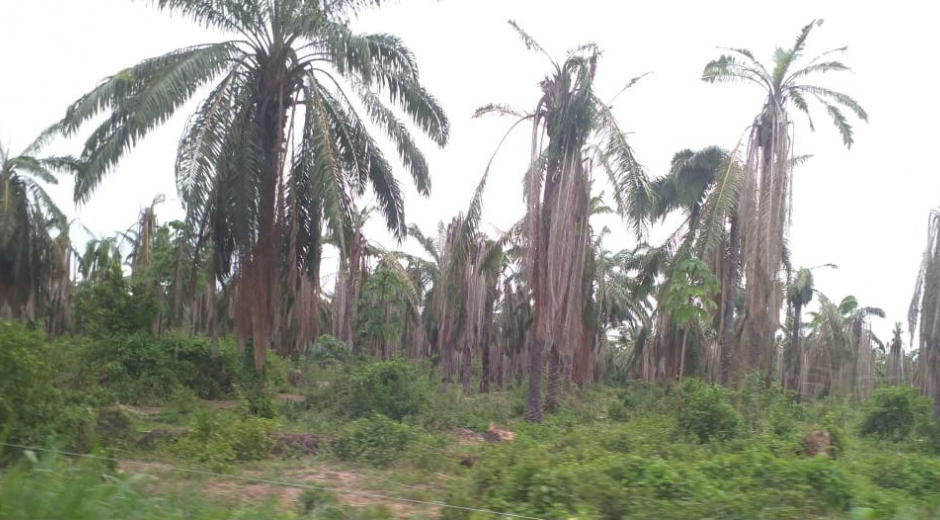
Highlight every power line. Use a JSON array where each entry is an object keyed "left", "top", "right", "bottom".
[{"left": 0, "top": 442, "right": 551, "bottom": 520}]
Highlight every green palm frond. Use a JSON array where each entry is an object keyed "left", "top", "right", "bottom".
[
  {"left": 176, "top": 69, "right": 249, "bottom": 211},
  {"left": 406, "top": 224, "right": 441, "bottom": 263},
  {"left": 351, "top": 79, "right": 431, "bottom": 195},
  {"left": 695, "top": 152, "right": 742, "bottom": 257},
  {"left": 154, "top": 0, "right": 262, "bottom": 33},
  {"left": 789, "top": 89, "right": 815, "bottom": 131},
  {"left": 65, "top": 42, "right": 241, "bottom": 202},
  {"left": 702, "top": 54, "right": 770, "bottom": 88},
  {"left": 507, "top": 20, "right": 556, "bottom": 67},
  {"left": 473, "top": 104, "right": 527, "bottom": 119},
  {"left": 363, "top": 59, "right": 449, "bottom": 147},
  {"left": 593, "top": 98, "right": 654, "bottom": 237},
  {"left": 785, "top": 60, "right": 850, "bottom": 83},
  {"left": 792, "top": 85, "right": 868, "bottom": 122}
]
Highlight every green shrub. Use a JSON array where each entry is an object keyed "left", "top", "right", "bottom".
[
  {"left": 860, "top": 386, "right": 930, "bottom": 441},
  {"left": 172, "top": 409, "right": 275, "bottom": 470},
  {"left": 0, "top": 455, "right": 290, "bottom": 519},
  {"left": 263, "top": 350, "right": 292, "bottom": 394},
  {"left": 332, "top": 414, "right": 413, "bottom": 467},
  {"left": 0, "top": 321, "right": 69, "bottom": 446},
  {"left": 308, "top": 335, "right": 351, "bottom": 367},
  {"left": 760, "top": 388, "right": 805, "bottom": 438},
  {"left": 317, "top": 358, "right": 432, "bottom": 421},
  {"left": 675, "top": 378, "right": 739, "bottom": 443}
]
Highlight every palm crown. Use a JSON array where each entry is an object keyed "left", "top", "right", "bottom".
[{"left": 702, "top": 19, "right": 867, "bottom": 148}]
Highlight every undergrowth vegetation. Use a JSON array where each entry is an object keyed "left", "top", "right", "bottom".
[{"left": 4, "top": 322, "right": 940, "bottom": 519}]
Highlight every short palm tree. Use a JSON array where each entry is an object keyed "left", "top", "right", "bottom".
[
  {"left": 643, "top": 146, "right": 742, "bottom": 385},
  {"left": 805, "top": 294, "right": 883, "bottom": 400},
  {"left": 703, "top": 19, "right": 867, "bottom": 382},
  {"left": 784, "top": 267, "right": 815, "bottom": 394},
  {"left": 56, "top": 0, "right": 448, "bottom": 369},
  {"left": 0, "top": 137, "right": 75, "bottom": 323},
  {"left": 886, "top": 321, "right": 904, "bottom": 386}
]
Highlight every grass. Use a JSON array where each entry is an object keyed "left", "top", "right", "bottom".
[{"left": 5, "top": 346, "right": 940, "bottom": 519}]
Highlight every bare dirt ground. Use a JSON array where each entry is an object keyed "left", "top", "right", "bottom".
[{"left": 118, "top": 460, "right": 439, "bottom": 518}]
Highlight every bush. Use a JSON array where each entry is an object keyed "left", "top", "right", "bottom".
[
  {"left": 675, "top": 378, "right": 739, "bottom": 443},
  {"left": 262, "top": 349, "right": 292, "bottom": 394},
  {"left": 308, "top": 335, "right": 351, "bottom": 367},
  {"left": 316, "top": 358, "right": 432, "bottom": 421},
  {"left": 0, "top": 321, "right": 69, "bottom": 446},
  {"left": 860, "top": 386, "right": 930, "bottom": 441},
  {"left": 332, "top": 414, "right": 413, "bottom": 467},
  {"left": 172, "top": 409, "right": 276, "bottom": 470}
]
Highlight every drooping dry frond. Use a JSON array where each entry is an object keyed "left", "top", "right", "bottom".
[{"left": 910, "top": 209, "right": 940, "bottom": 414}]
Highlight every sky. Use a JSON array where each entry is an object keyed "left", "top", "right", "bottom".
[{"left": 1, "top": 0, "right": 937, "bottom": 345}]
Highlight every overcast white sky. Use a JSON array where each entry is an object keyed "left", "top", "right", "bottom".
[{"left": 1, "top": 0, "right": 937, "bottom": 345}]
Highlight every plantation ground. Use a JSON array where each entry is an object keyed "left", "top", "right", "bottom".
[{"left": 3, "top": 322, "right": 940, "bottom": 520}]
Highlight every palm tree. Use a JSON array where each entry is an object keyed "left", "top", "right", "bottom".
[
  {"left": 910, "top": 209, "right": 940, "bottom": 416},
  {"left": 56, "top": 0, "right": 448, "bottom": 370},
  {"left": 783, "top": 264, "right": 835, "bottom": 396},
  {"left": 405, "top": 173, "right": 500, "bottom": 392},
  {"left": 886, "top": 321, "right": 905, "bottom": 386},
  {"left": 0, "top": 137, "right": 75, "bottom": 324},
  {"left": 783, "top": 268, "right": 813, "bottom": 395},
  {"left": 576, "top": 207, "right": 654, "bottom": 388},
  {"left": 478, "top": 22, "right": 651, "bottom": 422},
  {"left": 703, "top": 19, "right": 867, "bottom": 384},
  {"left": 805, "top": 294, "right": 883, "bottom": 400},
  {"left": 643, "top": 146, "right": 743, "bottom": 385}
]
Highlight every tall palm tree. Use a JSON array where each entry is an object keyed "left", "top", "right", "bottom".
[
  {"left": 0, "top": 137, "right": 75, "bottom": 324},
  {"left": 703, "top": 19, "right": 867, "bottom": 384},
  {"left": 910, "top": 209, "right": 940, "bottom": 416},
  {"left": 478, "top": 22, "right": 651, "bottom": 422},
  {"left": 56, "top": 0, "right": 448, "bottom": 370}
]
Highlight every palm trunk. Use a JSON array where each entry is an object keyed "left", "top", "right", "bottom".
[
  {"left": 679, "top": 325, "right": 689, "bottom": 380},
  {"left": 461, "top": 346, "right": 472, "bottom": 394},
  {"left": 720, "top": 216, "right": 740, "bottom": 387},
  {"left": 524, "top": 338, "right": 545, "bottom": 423},
  {"left": 480, "top": 341, "right": 490, "bottom": 393},
  {"left": 786, "top": 299, "right": 803, "bottom": 396},
  {"left": 546, "top": 346, "right": 560, "bottom": 413},
  {"left": 248, "top": 88, "right": 287, "bottom": 375}
]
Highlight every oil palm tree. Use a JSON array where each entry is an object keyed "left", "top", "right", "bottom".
[
  {"left": 477, "top": 22, "right": 651, "bottom": 422},
  {"left": 910, "top": 209, "right": 940, "bottom": 416},
  {"left": 703, "top": 19, "right": 867, "bottom": 383},
  {"left": 886, "top": 321, "right": 905, "bottom": 386},
  {"left": 0, "top": 137, "right": 76, "bottom": 323},
  {"left": 805, "top": 294, "right": 883, "bottom": 400},
  {"left": 644, "top": 146, "right": 743, "bottom": 385},
  {"left": 783, "top": 268, "right": 814, "bottom": 395},
  {"left": 56, "top": 0, "right": 448, "bottom": 369}
]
